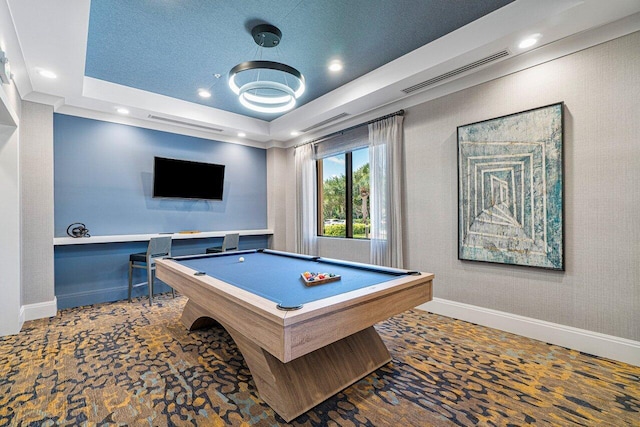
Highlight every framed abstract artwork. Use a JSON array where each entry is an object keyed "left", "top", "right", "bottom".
[{"left": 457, "top": 103, "right": 564, "bottom": 270}]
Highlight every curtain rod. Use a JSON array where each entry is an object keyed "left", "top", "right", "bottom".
[{"left": 293, "top": 109, "right": 404, "bottom": 149}]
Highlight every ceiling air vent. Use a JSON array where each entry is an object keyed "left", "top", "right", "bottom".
[
  {"left": 301, "top": 112, "right": 350, "bottom": 133},
  {"left": 402, "top": 50, "right": 510, "bottom": 94},
  {"left": 147, "top": 115, "right": 223, "bottom": 132}
]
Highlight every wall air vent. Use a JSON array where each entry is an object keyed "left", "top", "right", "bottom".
[
  {"left": 147, "top": 115, "right": 223, "bottom": 132},
  {"left": 402, "top": 50, "right": 510, "bottom": 94},
  {"left": 301, "top": 112, "right": 350, "bottom": 133}
]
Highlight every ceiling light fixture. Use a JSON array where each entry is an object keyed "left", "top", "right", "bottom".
[
  {"left": 38, "top": 69, "right": 57, "bottom": 79},
  {"left": 518, "top": 34, "right": 541, "bottom": 49},
  {"left": 228, "top": 24, "right": 305, "bottom": 114},
  {"left": 328, "top": 60, "right": 343, "bottom": 72},
  {"left": 198, "top": 73, "right": 221, "bottom": 99},
  {"left": 237, "top": 132, "right": 246, "bottom": 137},
  {"left": 116, "top": 107, "right": 130, "bottom": 115}
]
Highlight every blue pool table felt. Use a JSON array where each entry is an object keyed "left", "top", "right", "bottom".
[{"left": 175, "top": 251, "right": 407, "bottom": 308}]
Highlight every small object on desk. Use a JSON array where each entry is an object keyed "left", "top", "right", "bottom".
[
  {"left": 239, "top": 256, "right": 245, "bottom": 262},
  {"left": 300, "top": 272, "right": 341, "bottom": 286},
  {"left": 179, "top": 230, "right": 200, "bottom": 234},
  {"left": 194, "top": 271, "right": 206, "bottom": 276},
  {"left": 66, "top": 222, "right": 90, "bottom": 238}
]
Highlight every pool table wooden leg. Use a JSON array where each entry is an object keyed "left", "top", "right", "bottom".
[
  {"left": 180, "top": 298, "right": 392, "bottom": 422},
  {"left": 180, "top": 297, "right": 218, "bottom": 330},
  {"left": 225, "top": 323, "right": 392, "bottom": 422}
]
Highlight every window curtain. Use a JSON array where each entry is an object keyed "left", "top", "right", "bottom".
[
  {"left": 294, "top": 143, "right": 317, "bottom": 255},
  {"left": 314, "top": 125, "right": 369, "bottom": 159},
  {"left": 369, "top": 115, "right": 404, "bottom": 268}
]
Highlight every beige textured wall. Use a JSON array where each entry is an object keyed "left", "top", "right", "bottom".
[
  {"left": 283, "top": 147, "right": 297, "bottom": 253},
  {"left": 403, "top": 31, "right": 639, "bottom": 340},
  {"left": 279, "top": 31, "right": 639, "bottom": 341},
  {"left": 20, "top": 101, "right": 55, "bottom": 305},
  {"left": 266, "top": 147, "right": 289, "bottom": 250}
]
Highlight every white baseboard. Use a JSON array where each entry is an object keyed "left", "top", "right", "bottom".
[
  {"left": 23, "top": 297, "right": 58, "bottom": 321},
  {"left": 19, "top": 305, "right": 25, "bottom": 328},
  {"left": 419, "top": 298, "right": 640, "bottom": 367}
]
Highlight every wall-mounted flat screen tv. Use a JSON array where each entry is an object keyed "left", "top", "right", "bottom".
[{"left": 153, "top": 156, "right": 225, "bottom": 200}]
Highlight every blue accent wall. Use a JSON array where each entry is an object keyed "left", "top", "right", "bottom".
[
  {"left": 54, "top": 114, "right": 267, "bottom": 236},
  {"left": 53, "top": 114, "right": 269, "bottom": 308},
  {"left": 55, "top": 236, "right": 269, "bottom": 309}
]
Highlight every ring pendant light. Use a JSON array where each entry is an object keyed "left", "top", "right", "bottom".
[{"left": 228, "top": 24, "right": 305, "bottom": 114}]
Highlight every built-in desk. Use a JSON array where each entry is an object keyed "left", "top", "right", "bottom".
[
  {"left": 53, "top": 229, "right": 273, "bottom": 245},
  {"left": 54, "top": 229, "right": 273, "bottom": 309}
]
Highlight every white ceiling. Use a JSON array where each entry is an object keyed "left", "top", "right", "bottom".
[{"left": 1, "top": 0, "right": 639, "bottom": 148}]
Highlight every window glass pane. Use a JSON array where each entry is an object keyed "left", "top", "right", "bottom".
[
  {"left": 321, "top": 153, "right": 346, "bottom": 237},
  {"left": 352, "top": 147, "right": 370, "bottom": 239}
]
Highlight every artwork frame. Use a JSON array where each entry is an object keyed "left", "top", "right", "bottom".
[{"left": 457, "top": 103, "right": 564, "bottom": 270}]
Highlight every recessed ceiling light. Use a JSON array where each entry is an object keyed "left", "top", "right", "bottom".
[
  {"left": 328, "top": 60, "right": 343, "bottom": 72},
  {"left": 290, "top": 131, "right": 300, "bottom": 136},
  {"left": 116, "top": 107, "right": 130, "bottom": 115},
  {"left": 237, "top": 132, "right": 246, "bottom": 137},
  {"left": 38, "top": 69, "right": 57, "bottom": 79},
  {"left": 198, "top": 89, "right": 211, "bottom": 98},
  {"left": 518, "top": 34, "right": 541, "bottom": 49}
]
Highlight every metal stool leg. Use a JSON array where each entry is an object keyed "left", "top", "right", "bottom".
[
  {"left": 128, "top": 261, "right": 134, "bottom": 302},
  {"left": 147, "top": 263, "right": 154, "bottom": 305}
]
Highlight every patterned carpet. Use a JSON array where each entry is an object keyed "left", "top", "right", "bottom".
[{"left": 0, "top": 295, "right": 638, "bottom": 426}]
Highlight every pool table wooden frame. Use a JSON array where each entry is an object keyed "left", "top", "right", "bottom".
[{"left": 156, "top": 250, "right": 434, "bottom": 422}]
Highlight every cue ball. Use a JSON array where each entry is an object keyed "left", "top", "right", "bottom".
[{"left": 239, "top": 257, "right": 245, "bottom": 262}]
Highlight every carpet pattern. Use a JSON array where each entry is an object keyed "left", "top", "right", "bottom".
[{"left": 0, "top": 295, "right": 638, "bottom": 426}]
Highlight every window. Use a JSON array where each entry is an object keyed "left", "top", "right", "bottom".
[{"left": 317, "top": 147, "right": 370, "bottom": 239}]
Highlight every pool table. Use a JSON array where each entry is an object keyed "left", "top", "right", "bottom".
[{"left": 155, "top": 249, "right": 434, "bottom": 421}]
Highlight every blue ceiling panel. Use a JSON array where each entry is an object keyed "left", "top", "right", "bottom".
[{"left": 85, "top": 0, "right": 514, "bottom": 120}]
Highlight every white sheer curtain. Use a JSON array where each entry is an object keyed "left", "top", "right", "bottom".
[
  {"left": 294, "top": 143, "right": 317, "bottom": 255},
  {"left": 315, "top": 125, "right": 368, "bottom": 159},
  {"left": 369, "top": 115, "right": 404, "bottom": 267}
]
